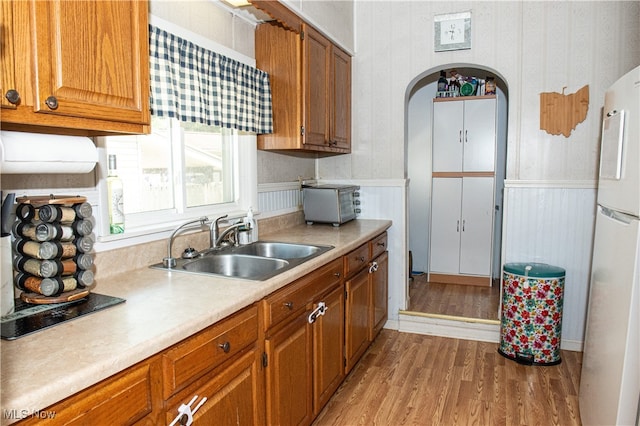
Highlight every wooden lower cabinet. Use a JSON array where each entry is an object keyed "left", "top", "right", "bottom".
[
  {"left": 344, "top": 232, "right": 389, "bottom": 373},
  {"left": 344, "top": 267, "right": 371, "bottom": 374},
  {"left": 265, "top": 312, "right": 313, "bottom": 426},
  {"left": 262, "top": 257, "right": 343, "bottom": 426},
  {"left": 370, "top": 251, "right": 389, "bottom": 341},
  {"left": 312, "top": 285, "right": 345, "bottom": 416},
  {"left": 164, "top": 347, "right": 264, "bottom": 425}
]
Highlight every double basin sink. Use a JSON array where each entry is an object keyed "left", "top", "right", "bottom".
[{"left": 151, "top": 241, "right": 334, "bottom": 281}]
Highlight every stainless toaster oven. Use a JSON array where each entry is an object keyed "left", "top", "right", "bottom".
[{"left": 302, "top": 184, "right": 360, "bottom": 226}]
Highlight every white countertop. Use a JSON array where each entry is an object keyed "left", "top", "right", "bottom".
[{"left": 0, "top": 219, "right": 391, "bottom": 423}]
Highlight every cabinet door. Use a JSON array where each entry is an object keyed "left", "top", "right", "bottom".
[
  {"left": 312, "top": 285, "right": 345, "bottom": 415},
  {"left": 330, "top": 46, "right": 351, "bottom": 150},
  {"left": 432, "top": 101, "right": 464, "bottom": 172},
  {"left": 165, "top": 348, "right": 265, "bottom": 426},
  {"left": 265, "top": 312, "right": 313, "bottom": 426},
  {"left": 31, "top": 0, "right": 149, "bottom": 125},
  {"left": 429, "top": 178, "right": 462, "bottom": 274},
  {"left": 462, "top": 98, "right": 496, "bottom": 172},
  {"left": 459, "top": 177, "right": 494, "bottom": 276},
  {"left": 344, "top": 268, "right": 370, "bottom": 374},
  {"left": 370, "top": 251, "right": 388, "bottom": 340},
  {"left": 303, "top": 24, "right": 330, "bottom": 148}
]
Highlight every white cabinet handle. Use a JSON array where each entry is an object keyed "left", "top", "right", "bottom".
[
  {"left": 169, "top": 395, "right": 208, "bottom": 426},
  {"left": 369, "top": 261, "right": 379, "bottom": 273},
  {"left": 308, "top": 302, "right": 327, "bottom": 323}
]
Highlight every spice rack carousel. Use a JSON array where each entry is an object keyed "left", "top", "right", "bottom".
[{"left": 11, "top": 195, "right": 96, "bottom": 304}]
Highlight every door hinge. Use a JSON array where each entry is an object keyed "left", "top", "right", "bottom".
[
  {"left": 344, "top": 289, "right": 348, "bottom": 300},
  {"left": 262, "top": 352, "right": 268, "bottom": 368},
  {"left": 300, "top": 30, "right": 305, "bottom": 40},
  {"left": 300, "top": 126, "right": 305, "bottom": 136}
]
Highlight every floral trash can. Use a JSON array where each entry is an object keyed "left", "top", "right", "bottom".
[{"left": 498, "top": 263, "right": 565, "bottom": 366}]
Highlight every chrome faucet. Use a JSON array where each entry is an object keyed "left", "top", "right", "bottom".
[
  {"left": 210, "top": 215, "right": 228, "bottom": 249},
  {"left": 163, "top": 217, "right": 208, "bottom": 268},
  {"left": 215, "top": 222, "right": 247, "bottom": 248},
  {"left": 210, "top": 214, "right": 248, "bottom": 249}
]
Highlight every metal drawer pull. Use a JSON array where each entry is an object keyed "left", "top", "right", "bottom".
[
  {"left": 369, "top": 261, "right": 379, "bottom": 273},
  {"left": 45, "top": 96, "right": 59, "bottom": 110},
  {"left": 169, "top": 394, "right": 208, "bottom": 426},
  {"left": 357, "top": 256, "right": 365, "bottom": 262},
  {"left": 377, "top": 242, "right": 385, "bottom": 247},
  {"left": 5, "top": 89, "right": 20, "bottom": 105},
  {"left": 284, "top": 301, "right": 294, "bottom": 310},
  {"left": 334, "top": 272, "right": 341, "bottom": 278},
  {"left": 218, "top": 341, "right": 231, "bottom": 353},
  {"left": 308, "top": 302, "right": 327, "bottom": 324}
]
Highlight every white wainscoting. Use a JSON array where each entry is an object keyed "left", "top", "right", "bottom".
[
  {"left": 399, "top": 181, "right": 596, "bottom": 352},
  {"left": 257, "top": 182, "right": 303, "bottom": 217},
  {"left": 502, "top": 181, "right": 597, "bottom": 351}
]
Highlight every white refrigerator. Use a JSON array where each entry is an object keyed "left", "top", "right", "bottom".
[{"left": 580, "top": 65, "right": 640, "bottom": 426}]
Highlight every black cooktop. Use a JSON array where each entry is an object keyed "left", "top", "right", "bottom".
[{"left": 1, "top": 293, "right": 125, "bottom": 340}]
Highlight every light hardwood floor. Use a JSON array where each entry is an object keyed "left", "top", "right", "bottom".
[
  {"left": 313, "top": 330, "right": 582, "bottom": 425},
  {"left": 408, "top": 273, "right": 501, "bottom": 321}
]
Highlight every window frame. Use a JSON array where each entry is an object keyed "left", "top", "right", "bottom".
[{"left": 93, "top": 131, "right": 257, "bottom": 249}]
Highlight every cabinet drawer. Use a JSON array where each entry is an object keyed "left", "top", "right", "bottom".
[
  {"left": 344, "top": 243, "right": 369, "bottom": 278},
  {"left": 263, "top": 258, "right": 342, "bottom": 330},
  {"left": 18, "top": 359, "right": 158, "bottom": 425},
  {"left": 370, "top": 232, "right": 388, "bottom": 259},
  {"left": 162, "top": 305, "right": 258, "bottom": 399}
]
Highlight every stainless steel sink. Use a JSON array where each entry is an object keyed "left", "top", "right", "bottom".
[
  {"left": 150, "top": 241, "right": 333, "bottom": 281},
  {"left": 231, "top": 241, "right": 325, "bottom": 259},
  {"left": 182, "top": 254, "right": 289, "bottom": 280}
]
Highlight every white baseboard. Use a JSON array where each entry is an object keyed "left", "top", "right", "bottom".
[
  {"left": 398, "top": 312, "right": 500, "bottom": 343},
  {"left": 395, "top": 312, "right": 583, "bottom": 352}
]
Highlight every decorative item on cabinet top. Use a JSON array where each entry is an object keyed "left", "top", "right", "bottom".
[
  {"left": 435, "top": 69, "right": 496, "bottom": 99},
  {"left": 0, "top": 130, "right": 98, "bottom": 174},
  {"left": 540, "top": 85, "right": 589, "bottom": 138}
]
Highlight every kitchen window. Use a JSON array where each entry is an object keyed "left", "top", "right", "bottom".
[
  {"left": 94, "top": 18, "right": 269, "bottom": 244},
  {"left": 97, "top": 118, "right": 257, "bottom": 240}
]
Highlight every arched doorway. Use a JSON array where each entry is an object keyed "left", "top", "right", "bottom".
[{"left": 404, "top": 64, "right": 509, "bottom": 322}]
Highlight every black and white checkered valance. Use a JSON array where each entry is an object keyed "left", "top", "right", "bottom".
[{"left": 149, "top": 25, "right": 273, "bottom": 134}]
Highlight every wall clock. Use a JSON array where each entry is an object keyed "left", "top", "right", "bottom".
[{"left": 434, "top": 11, "right": 471, "bottom": 52}]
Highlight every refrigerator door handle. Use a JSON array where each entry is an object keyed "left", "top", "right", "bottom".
[{"left": 600, "top": 206, "right": 636, "bottom": 225}]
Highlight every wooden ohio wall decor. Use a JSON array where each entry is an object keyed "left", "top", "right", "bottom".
[{"left": 540, "top": 85, "right": 589, "bottom": 137}]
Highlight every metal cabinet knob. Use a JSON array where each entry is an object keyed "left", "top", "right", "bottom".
[
  {"left": 45, "top": 96, "right": 58, "bottom": 110},
  {"left": 284, "top": 301, "right": 294, "bottom": 310},
  {"left": 218, "top": 341, "right": 231, "bottom": 353},
  {"left": 5, "top": 89, "right": 20, "bottom": 105},
  {"left": 334, "top": 272, "right": 341, "bottom": 278}
]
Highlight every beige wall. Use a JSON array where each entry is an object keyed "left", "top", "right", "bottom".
[
  {"left": 318, "top": 1, "right": 640, "bottom": 182},
  {"left": 282, "top": 0, "right": 355, "bottom": 52}
]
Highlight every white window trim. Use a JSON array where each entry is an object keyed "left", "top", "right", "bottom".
[{"left": 93, "top": 132, "right": 257, "bottom": 252}]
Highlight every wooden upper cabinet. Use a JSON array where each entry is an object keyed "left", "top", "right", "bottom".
[
  {"left": 1, "top": 0, "right": 150, "bottom": 135},
  {"left": 255, "top": 21, "right": 351, "bottom": 155},
  {"left": 330, "top": 46, "right": 351, "bottom": 150},
  {"left": 303, "top": 24, "right": 331, "bottom": 148}
]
